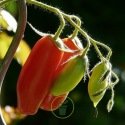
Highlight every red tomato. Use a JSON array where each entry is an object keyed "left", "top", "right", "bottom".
[
  {"left": 17, "top": 35, "right": 64, "bottom": 115},
  {"left": 40, "top": 38, "right": 83, "bottom": 111}
]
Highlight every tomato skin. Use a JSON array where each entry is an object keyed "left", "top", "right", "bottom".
[
  {"left": 17, "top": 35, "right": 64, "bottom": 115},
  {"left": 40, "top": 38, "right": 83, "bottom": 111},
  {"left": 40, "top": 93, "right": 68, "bottom": 111}
]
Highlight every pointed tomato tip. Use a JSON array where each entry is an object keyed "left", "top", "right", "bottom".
[
  {"left": 18, "top": 107, "right": 38, "bottom": 115},
  {"left": 93, "top": 102, "right": 98, "bottom": 108},
  {"left": 17, "top": 103, "right": 39, "bottom": 115}
]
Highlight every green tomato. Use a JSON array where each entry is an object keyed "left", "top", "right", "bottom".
[
  {"left": 51, "top": 56, "right": 88, "bottom": 96},
  {"left": 88, "top": 61, "right": 111, "bottom": 107}
]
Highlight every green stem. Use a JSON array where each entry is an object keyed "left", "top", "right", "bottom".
[
  {"left": 69, "top": 15, "right": 81, "bottom": 39},
  {"left": 90, "top": 38, "right": 112, "bottom": 60},
  {"left": 107, "top": 86, "right": 114, "bottom": 112},
  {"left": 26, "top": 0, "right": 65, "bottom": 40},
  {"left": 62, "top": 13, "right": 90, "bottom": 56},
  {"left": 62, "top": 13, "right": 110, "bottom": 60},
  {"left": 107, "top": 70, "right": 119, "bottom": 112},
  {"left": 26, "top": 0, "right": 109, "bottom": 60},
  {"left": 27, "top": 0, "right": 112, "bottom": 60},
  {"left": 111, "top": 71, "right": 119, "bottom": 87},
  {"left": 0, "top": 0, "right": 27, "bottom": 87},
  {"left": 62, "top": 11, "right": 112, "bottom": 61},
  {"left": 89, "top": 38, "right": 104, "bottom": 60}
]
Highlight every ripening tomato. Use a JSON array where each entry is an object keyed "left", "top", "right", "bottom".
[
  {"left": 40, "top": 37, "right": 83, "bottom": 111},
  {"left": 17, "top": 35, "right": 64, "bottom": 115}
]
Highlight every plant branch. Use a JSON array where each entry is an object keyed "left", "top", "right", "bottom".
[
  {"left": 26, "top": 0, "right": 65, "bottom": 40},
  {"left": 70, "top": 15, "right": 81, "bottom": 39},
  {"left": 0, "top": 0, "right": 27, "bottom": 98},
  {"left": 0, "top": 0, "right": 27, "bottom": 124},
  {"left": 62, "top": 13, "right": 90, "bottom": 55}
]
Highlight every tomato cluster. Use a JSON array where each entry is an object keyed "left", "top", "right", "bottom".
[
  {"left": 17, "top": 31, "right": 118, "bottom": 115},
  {"left": 17, "top": 35, "right": 88, "bottom": 115},
  {"left": 15, "top": 0, "right": 118, "bottom": 116},
  {"left": 0, "top": 0, "right": 119, "bottom": 124}
]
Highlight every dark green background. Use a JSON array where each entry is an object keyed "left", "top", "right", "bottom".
[{"left": 1, "top": 0, "right": 125, "bottom": 125}]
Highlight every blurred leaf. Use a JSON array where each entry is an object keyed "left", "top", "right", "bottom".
[
  {"left": 5, "top": 1, "right": 18, "bottom": 17},
  {"left": 0, "top": 32, "right": 31, "bottom": 66}
]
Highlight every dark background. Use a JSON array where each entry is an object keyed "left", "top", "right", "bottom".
[{"left": 1, "top": 0, "right": 125, "bottom": 125}]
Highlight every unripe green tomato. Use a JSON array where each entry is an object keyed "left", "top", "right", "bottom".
[
  {"left": 88, "top": 61, "right": 111, "bottom": 107},
  {"left": 51, "top": 55, "right": 88, "bottom": 96}
]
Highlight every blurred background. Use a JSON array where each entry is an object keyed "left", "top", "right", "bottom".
[{"left": 0, "top": 0, "right": 125, "bottom": 125}]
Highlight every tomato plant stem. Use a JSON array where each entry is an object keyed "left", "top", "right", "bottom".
[
  {"left": 26, "top": 0, "right": 65, "bottom": 41},
  {"left": 62, "top": 13, "right": 90, "bottom": 56},
  {"left": 89, "top": 38, "right": 105, "bottom": 60},
  {"left": 26, "top": 0, "right": 112, "bottom": 61},
  {"left": 0, "top": 1, "right": 27, "bottom": 124},
  {"left": 61, "top": 13, "right": 112, "bottom": 61},
  {"left": 70, "top": 15, "right": 81, "bottom": 39},
  {"left": 0, "top": 0, "right": 27, "bottom": 90},
  {"left": 93, "top": 39, "right": 112, "bottom": 60}
]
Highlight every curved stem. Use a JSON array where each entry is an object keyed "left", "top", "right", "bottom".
[
  {"left": 61, "top": 13, "right": 108, "bottom": 60},
  {"left": 62, "top": 13, "right": 90, "bottom": 56},
  {"left": 90, "top": 38, "right": 112, "bottom": 60},
  {"left": 0, "top": 0, "right": 27, "bottom": 85},
  {"left": 26, "top": 0, "right": 108, "bottom": 60},
  {"left": 89, "top": 38, "right": 104, "bottom": 60},
  {"left": 27, "top": 21, "right": 48, "bottom": 36},
  {"left": 111, "top": 71, "right": 119, "bottom": 87},
  {"left": 107, "top": 86, "right": 114, "bottom": 112},
  {"left": 63, "top": 13, "right": 111, "bottom": 60},
  {"left": 26, "top": 0, "right": 112, "bottom": 60},
  {"left": 26, "top": 0, "right": 65, "bottom": 40},
  {"left": 0, "top": 0, "right": 27, "bottom": 124},
  {"left": 69, "top": 15, "right": 81, "bottom": 39},
  {"left": 0, "top": 0, "right": 27, "bottom": 123},
  {"left": 107, "top": 70, "right": 119, "bottom": 112}
]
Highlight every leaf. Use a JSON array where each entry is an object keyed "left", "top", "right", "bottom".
[{"left": 5, "top": 1, "right": 18, "bottom": 17}]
